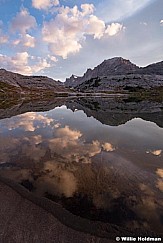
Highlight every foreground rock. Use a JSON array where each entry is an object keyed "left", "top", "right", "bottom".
[{"left": 0, "top": 178, "right": 118, "bottom": 243}]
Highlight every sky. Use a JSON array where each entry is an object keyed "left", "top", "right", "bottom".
[{"left": 0, "top": 0, "right": 163, "bottom": 81}]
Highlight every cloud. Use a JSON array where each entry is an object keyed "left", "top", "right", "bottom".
[
  {"left": 0, "top": 52, "right": 52, "bottom": 75},
  {"left": 42, "top": 5, "right": 84, "bottom": 59},
  {"left": 86, "top": 15, "right": 105, "bottom": 39},
  {"left": 81, "top": 3, "right": 94, "bottom": 16},
  {"left": 13, "top": 34, "right": 36, "bottom": 48},
  {"left": 0, "top": 52, "right": 30, "bottom": 75},
  {"left": 105, "top": 23, "right": 124, "bottom": 36},
  {"left": 32, "top": 0, "right": 59, "bottom": 10},
  {"left": 160, "top": 20, "right": 163, "bottom": 26},
  {"left": 42, "top": 4, "right": 124, "bottom": 58},
  {"left": 96, "top": 0, "right": 153, "bottom": 22},
  {"left": 48, "top": 55, "right": 57, "bottom": 63},
  {"left": 11, "top": 8, "right": 37, "bottom": 34}
]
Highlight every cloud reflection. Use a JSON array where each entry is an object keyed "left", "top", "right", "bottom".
[
  {"left": 49, "top": 125, "right": 102, "bottom": 164},
  {"left": 5, "top": 112, "right": 53, "bottom": 131},
  {"left": 156, "top": 168, "right": 163, "bottom": 192}
]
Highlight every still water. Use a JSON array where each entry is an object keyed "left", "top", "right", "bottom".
[{"left": 0, "top": 97, "right": 163, "bottom": 233}]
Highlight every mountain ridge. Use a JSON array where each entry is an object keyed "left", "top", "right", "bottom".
[
  {"left": 1, "top": 57, "right": 163, "bottom": 95},
  {"left": 65, "top": 57, "right": 163, "bottom": 89}
]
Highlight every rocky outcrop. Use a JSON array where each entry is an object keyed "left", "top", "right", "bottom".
[
  {"left": 65, "top": 74, "right": 80, "bottom": 87},
  {"left": 76, "top": 74, "right": 163, "bottom": 92},
  {"left": 0, "top": 178, "right": 114, "bottom": 242}
]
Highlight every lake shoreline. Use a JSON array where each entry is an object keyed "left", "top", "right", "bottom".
[{"left": 0, "top": 175, "right": 123, "bottom": 242}]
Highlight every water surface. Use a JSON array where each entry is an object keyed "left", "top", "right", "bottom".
[{"left": 0, "top": 97, "right": 163, "bottom": 234}]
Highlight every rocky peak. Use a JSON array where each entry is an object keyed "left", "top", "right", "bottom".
[
  {"left": 65, "top": 74, "right": 81, "bottom": 87},
  {"left": 94, "top": 57, "right": 139, "bottom": 75},
  {"left": 64, "top": 57, "right": 140, "bottom": 87}
]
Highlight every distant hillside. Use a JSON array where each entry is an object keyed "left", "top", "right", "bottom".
[
  {"left": 0, "top": 69, "right": 68, "bottom": 97},
  {"left": 64, "top": 57, "right": 163, "bottom": 92}
]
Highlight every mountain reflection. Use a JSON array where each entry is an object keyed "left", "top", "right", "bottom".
[
  {"left": 0, "top": 98, "right": 163, "bottom": 234},
  {"left": 0, "top": 97, "right": 163, "bottom": 127}
]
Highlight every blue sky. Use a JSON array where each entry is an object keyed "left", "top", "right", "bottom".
[{"left": 0, "top": 0, "right": 163, "bottom": 81}]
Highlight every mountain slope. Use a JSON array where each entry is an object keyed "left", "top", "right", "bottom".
[
  {"left": 0, "top": 69, "right": 67, "bottom": 97},
  {"left": 140, "top": 61, "right": 163, "bottom": 75}
]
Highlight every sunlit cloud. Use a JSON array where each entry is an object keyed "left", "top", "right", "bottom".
[
  {"left": 105, "top": 23, "right": 125, "bottom": 36},
  {"left": 0, "top": 52, "right": 52, "bottom": 75},
  {"left": 13, "top": 34, "right": 36, "bottom": 48},
  {"left": 42, "top": 4, "right": 124, "bottom": 58},
  {"left": 32, "top": 0, "right": 59, "bottom": 10}
]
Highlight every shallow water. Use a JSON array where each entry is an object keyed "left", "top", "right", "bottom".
[{"left": 0, "top": 97, "right": 163, "bottom": 233}]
